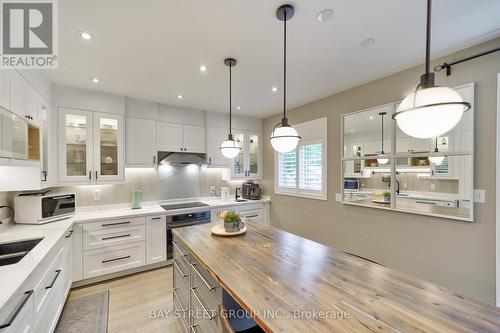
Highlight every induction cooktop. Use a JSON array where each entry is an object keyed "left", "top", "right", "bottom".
[{"left": 160, "top": 202, "right": 210, "bottom": 210}]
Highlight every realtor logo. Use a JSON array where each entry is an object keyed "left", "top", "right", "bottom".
[{"left": 1, "top": 0, "right": 58, "bottom": 68}]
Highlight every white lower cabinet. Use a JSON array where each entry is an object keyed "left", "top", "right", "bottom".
[
  {"left": 0, "top": 227, "right": 72, "bottom": 333},
  {"left": 146, "top": 215, "right": 166, "bottom": 264}
]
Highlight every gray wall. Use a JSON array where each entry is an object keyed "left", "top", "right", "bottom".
[{"left": 262, "top": 38, "right": 500, "bottom": 304}]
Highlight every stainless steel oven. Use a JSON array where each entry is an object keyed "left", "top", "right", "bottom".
[{"left": 165, "top": 210, "right": 211, "bottom": 261}]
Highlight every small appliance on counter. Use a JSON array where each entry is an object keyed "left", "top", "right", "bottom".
[
  {"left": 14, "top": 192, "right": 76, "bottom": 224},
  {"left": 131, "top": 190, "right": 142, "bottom": 210},
  {"left": 220, "top": 187, "right": 230, "bottom": 201},
  {"left": 344, "top": 179, "right": 360, "bottom": 192},
  {"left": 242, "top": 180, "right": 262, "bottom": 200}
]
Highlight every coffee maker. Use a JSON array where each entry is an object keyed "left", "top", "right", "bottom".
[{"left": 242, "top": 180, "right": 262, "bottom": 200}]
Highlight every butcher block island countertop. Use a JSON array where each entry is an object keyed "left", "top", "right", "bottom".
[{"left": 173, "top": 222, "right": 500, "bottom": 333}]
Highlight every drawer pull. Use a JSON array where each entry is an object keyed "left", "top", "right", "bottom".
[
  {"left": 101, "top": 221, "right": 131, "bottom": 227},
  {"left": 46, "top": 269, "right": 62, "bottom": 289},
  {"left": 0, "top": 290, "right": 33, "bottom": 329},
  {"left": 244, "top": 214, "right": 258, "bottom": 218},
  {"left": 190, "top": 324, "right": 199, "bottom": 333},
  {"left": 416, "top": 201, "right": 436, "bottom": 205},
  {"left": 192, "top": 263, "right": 216, "bottom": 291},
  {"left": 173, "top": 241, "right": 190, "bottom": 265},
  {"left": 102, "top": 255, "right": 130, "bottom": 264},
  {"left": 172, "top": 288, "right": 187, "bottom": 313},
  {"left": 192, "top": 287, "right": 216, "bottom": 320},
  {"left": 173, "top": 259, "right": 188, "bottom": 278},
  {"left": 151, "top": 217, "right": 162, "bottom": 220},
  {"left": 65, "top": 230, "right": 74, "bottom": 238},
  {"left": 102, "top": 233, "right": 131, "bottom": 241}
]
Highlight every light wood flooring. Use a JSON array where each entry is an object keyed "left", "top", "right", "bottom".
[{"left": 68, "top": 266, "right": 181, "bottom": 333}]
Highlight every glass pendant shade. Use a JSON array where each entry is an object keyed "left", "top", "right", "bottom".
[
  {"left": 429, "top": 155, "right": 445, "bottom": 165},
  {"left": 270, "top": 124, "right": 300, "bottom": 153},
  {"left": 377, "top": 157, "right": 389, "bottom": 165},
  {"left": 394, "top": 86, "right": 468, "bottom": 139},
  {"left": 220, "top": 138, "right": 241, "bottom": 158}
]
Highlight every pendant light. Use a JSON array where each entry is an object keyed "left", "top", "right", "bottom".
[
  {"left": 220, "top": 58, "right": 242, "bottom": 158},
  {"left": 270, "top": 4, "right": 301, "bottom": 153},
  {"left": 429, "top": 137, "right": 445, "bottom": 165},
  {"left": 392, "top": 0, "right": 470, "bottom": 139},
  {"left": 377, "top": 112, "right": 389, "bottom": 165}
]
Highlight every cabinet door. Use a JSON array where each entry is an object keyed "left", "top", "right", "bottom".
[
  {"left": 94, "top": 112, "right": 124, "bottom": 181},
  {"left": 231, "top": 132, "right": 246, "bottom": 179},
  {"left": 157, "top": 121, "right": 183, "bottom": 152},
  {"left": 0, "top": 69, "right": 10, "bottom": 110},
  {"left": 206, "top": 127, "right": 228, "bottom": 167},
  {"left": 146, "top": 215, "right": 166, "bottom": 264},
  {"left": 11, "top": 112, "right": 28, "bottom": 160},
  {"left": 9, "top": 70, "right": 25, "bottom": 119},
  {"left": 0, "top": 108, "right": 13, "bottom": 158},
  {"left": 183, "top": 124, "right": 206, "bottom": 153},
  {"left": 247, "top": 132, "right": 262, "bottom": 178},
  {"left": 126, "top": 117, "right": 157, "bottom": 166},
  {"left": 58, "top": 108, "right": 93, "bottom": 183}
]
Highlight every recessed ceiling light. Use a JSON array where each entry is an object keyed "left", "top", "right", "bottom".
[
  {"left": 90, "top": 77, "right": 99, "bottom": 83},
  {"left": 236, "top": 106, "right": 241, "bottom": 110},
  {"left": 177, "top": 94, "right": 183, "bottom": 99},
  {"left": 369, "top": 116, "right": 374, "bottom": 120},
  {"left": 358, "top": 38, "right": 375, "bottom": 47},
  {"left": 350, "top": 129, "right": 354, "bottom": 133},
  {"left": 316, "top": 9, "right": 335, "bottom": 22},
  {"left": 78, "top": 31, "right": 94, "bottom": 40},
  {"left": 199, "top": 65, "right": 207, "bottom": 72},
  {"left": 272, "top": 86, "right": 278, "bottom": 92}
]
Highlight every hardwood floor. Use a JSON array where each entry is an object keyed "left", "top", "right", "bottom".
[{"left": 68, "top": 266, "right": 181, "bottom": 333}]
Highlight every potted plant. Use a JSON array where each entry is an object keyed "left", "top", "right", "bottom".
[
  {"left": 221, "top": 210, "right": 243, "bottom": 232},
  {"left": 383, "top": 191, "right": 391, "bottom": 202}
]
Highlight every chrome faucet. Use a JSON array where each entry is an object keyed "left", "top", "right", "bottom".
[{"left": 235, "top": 188, "right": 241, "bottom": 200}]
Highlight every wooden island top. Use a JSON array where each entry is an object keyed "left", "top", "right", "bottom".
[{"left": 173, "top": 222, "right": 500, "bottom": 333}]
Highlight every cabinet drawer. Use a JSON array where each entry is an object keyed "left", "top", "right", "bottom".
[
  {"left": 83, "top": 224, "right": 145, "bottom": 250},
  {"left": 239, "top": 208, "right": 263, "bottom": 223},
  {"left": 173, "top": 240, "right": 190, "bottom": 273},
  {"left": 173, "top": 288, "right": 189, "bottom": 333},
  {"left": 191, "top": 257, "right": 222, "bottom": 306},
  {"left": 82, "top": 216, "right": 145, "bottom": 232},
  {"left": 83, "top": 242, "right": 145, "bottom": 279},
  {"left": 191, "top": 287, "right": 220, "bottom": 333},
  {"left": 0, "top": 290, "right": 34, "bottom": 333},
  {"left": 173, "top": 259, "right": 190, "bottom": 307},
  {"left": 33, "top": 245, "right": 64, "bottom": 323}
]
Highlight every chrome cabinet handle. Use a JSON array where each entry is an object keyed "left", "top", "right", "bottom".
[
  {"left": 65, "top": 230, "right": 74, "bottom": 238},
  {"left": 0, "top": 290, "right": 33, "bottom": 329},
  {"left": 89, "top": 171, "right": 92, "bottom": 180},
  {"left": 95, "top": 171, "right": 98, "bottom": 179},
  {"left": 173, "top": 241, "right": 190, "bottom": 265},
  {"left": 173, "top": 260, "right": 188, "bottom": 278},
  {"left": 151, "top": 216, "right": 162, "bottom": 220},
  {"left": 190, "top": 324, "right": 199, "bottom": 333},
  {"left": 192, "top": 263, "right": 216, "bottom": 291},
  {"left": 101, "top": 221, "right": 130, "bottom": 227},
  {"left": 172, "top": 288, "right": 187, "bottom": 313},
  {"left": 102, "top": 233, "right": 131, "bottom": 241},
  {"left": 46, "top": 269, "right": 61, "bottom": 289},
  {"left": 192, "top": 287, "right": 216, "bottom": 320},
  {"left": 245, "top": 214, "right": 258, "bottom": 218},
  {"left": 102, "top": 255, "right": 130, "bottom": 264}
]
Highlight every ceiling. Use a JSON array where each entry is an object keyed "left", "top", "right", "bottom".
[{"left": 45, "top": 0, "right": 500, "bottom": 118}]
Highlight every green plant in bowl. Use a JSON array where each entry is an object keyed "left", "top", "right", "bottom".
[
  {"left": 223, "top": 211, "right": 242, "bottom": 232},
  {"left": 383, "top": 191, "right": 391, "bottom": 201}
]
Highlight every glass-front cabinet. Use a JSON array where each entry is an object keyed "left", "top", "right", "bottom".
[
  {"left": 341, "top": 83, "right": 474, "bottom": 222},
  {"left": 227, "top": 131, "right": 262, "bottom": 180},
  {"left": 59, "top": 108, "right": 124, "bottom": 183}
]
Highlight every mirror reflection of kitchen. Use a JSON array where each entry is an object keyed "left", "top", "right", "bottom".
[{"left": 343, "top": 86, "right": 473, "bottom": 221}]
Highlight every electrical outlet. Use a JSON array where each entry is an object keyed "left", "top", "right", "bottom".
[
  {"left": 335, "top": 193, "right": 342, "bottom": 202},
  {"left": 430, "top": 183, "right": 435, "bottom": 191},
  {"left": 473, "top": 189, "right": 486, "bottom": 203},
  {"left": 94, "top": 189, "right": 101, "bottom": 201},
  {"left": 210, "top": 186, "right": 216, "bottom": 194}
]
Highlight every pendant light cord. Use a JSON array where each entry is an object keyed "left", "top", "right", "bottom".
[
  {"left": 283, "top": 11, "right": 287, "bottom": 121},
  {"left": 229, "top": 63, "right": 232, "bottom": 136},
  {"left": 425, "top": 0, "right": 432, "bottom": 75}
]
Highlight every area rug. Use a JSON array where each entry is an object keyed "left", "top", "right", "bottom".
[{"left": 55, "top": 290, "right": 109, "bottom": 333}]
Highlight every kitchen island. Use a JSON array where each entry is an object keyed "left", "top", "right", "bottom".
[{"left": 173, "top": 222, "right": 500, "bottom": 333}]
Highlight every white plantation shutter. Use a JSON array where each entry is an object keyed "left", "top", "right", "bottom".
[
  {"left": 277, "top": 150, "right": 296, "bottom": 188},
  {"left": 299, "top": 142, "right": 323, "bottom": 191}
]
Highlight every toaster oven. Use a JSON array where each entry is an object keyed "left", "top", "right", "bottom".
[{"left": 14, "top": 193, "right": 76, "bottom": 224}]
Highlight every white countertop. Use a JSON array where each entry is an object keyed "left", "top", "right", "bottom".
[
  {"left": 0, "top": 219, "right": 74, "bottom": 308},
  {"left": 349, "top": 189, "right": 466, "bottom": 201}
]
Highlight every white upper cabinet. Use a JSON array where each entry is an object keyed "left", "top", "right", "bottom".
[
  {"left": 10, "top": 71, "right": 40, "bottom": 126},
  {"left": 126, "top": 117, "right": 157, "bottom": 166},
  {"left": 0, "top": 69, "right": 10, "bottom": 110},
  {"left": 59, "top": 108, "right": 124, "bottom": 184},
  {"left": 183, "top": 124, "right": 206, "bottom": 153},
  {"left": 157, "top": 121, "right": 206, "bottom": 153},
  {"left": 224, "top": 130, "right": 262, "bottom": 180},
  {"left": 206, "top": 127, "right": 229, "bottom": 167}
]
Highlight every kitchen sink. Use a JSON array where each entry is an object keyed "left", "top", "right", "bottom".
[
  {"left": 235, "top": 199, "right": 248, "bottom": 202},
  {"left": 0, "top": 238, "right": 43, "bottom": 266}
]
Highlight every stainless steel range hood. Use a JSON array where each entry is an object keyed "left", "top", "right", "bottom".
[{"left": 158, "top": 151, "right": 207, "bottom": 165}]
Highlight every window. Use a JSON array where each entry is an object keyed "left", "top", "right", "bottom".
[{"left": 275, "top": 118, "right": 327, "bottom": 200}]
